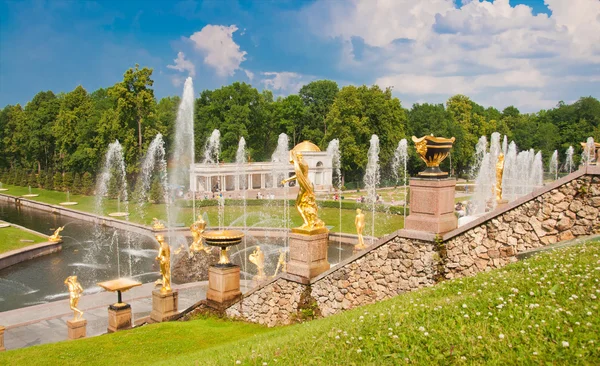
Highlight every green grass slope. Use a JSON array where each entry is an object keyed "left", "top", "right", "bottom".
[
  {"left": 0, "top": 226, "right": 46, "bottom": 254},
  {"left": 2, "top": 241, "right": 598, "bottom": 365}
]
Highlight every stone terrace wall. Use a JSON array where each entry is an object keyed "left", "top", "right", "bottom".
[
  {"left": 443, "top": 175, "right": 600, "bottom": 279},
  {"left": 225, "top": 170, "right": 600, "bottom": 326}
]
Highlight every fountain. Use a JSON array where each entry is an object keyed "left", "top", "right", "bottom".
[
  {"left": 136, "top": 134, "right": 169, "bottom": 223},
  {"left": 565, "top": 146, "right": 574, "bottom": 174},
  {"left": 235, "top": 137, "right": 249, "bottom": 280},
  {"left": 326, "top": 139, "right": 341, "bottom": 262},
  {"left": 364, "top": 135, "right": 380, "bottom": 245},
  {"left": 581, "top": 137, "right": 597, "bottom": 166},
  {"left": 22, "top": 185, "right": 39, "bottom": 198},
  {"left": 168, "top": 77, "right": 195, "bottom": 228},
  {"left": 549, "top": 150, "right": 559, "bottom": 181},
  {"left": 0, "top": 182, "right": 8, "bottom": 191},
  {"left": 392, "top": 138, "right": 408, "bottom": 220},
  {"left": 60, "top": 190, "right": 78, "bottom": 206},
  {"left": 96, "top": 140, "right": 129, "bottom": 217},
  {"left": 468, "top": 134, "right": 544, "bottom": 218},
  {"left": 271, "top": 133, "right": 290, "bottom": 241}
]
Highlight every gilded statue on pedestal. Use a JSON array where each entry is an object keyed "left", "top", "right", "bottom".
[
  {"left": 355, "top": 208, "right": 366, "bottom": 250},
  {"left": 155, "top": 234, "right": 172, "bottom": 293},
  {"left": 249, "top": 246, "right": 266, "bottom": 281},
  {"left": 49, "top": 226, "right": 64, "bottom": 242},
  {"left": 64, "top": 275, "right": 84, "bottom": 320},
  {"left": 272, "top": 249, "right": 287, "bottom": 278},
  {"left": 189, "top": 215, "right": 210, "bottom": 256},
  {"left": 152, "top": 218, "right": 165, "bottom": 230},
  {"left": 495, "top": 152, "right": 505, "bottom": 203},
  {"left": 281, "top": 144, "right": 325, "bottom": 233}
]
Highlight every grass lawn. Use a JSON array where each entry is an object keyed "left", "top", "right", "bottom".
[
  {"left": 2, "top": 241, "right": 598, "bottom": 365},
  {"left": 0, "top": 225, "right": 46, "bottom": 254},
  {"left": 0, "top": 184, "right": 404, "bottom": 236}
]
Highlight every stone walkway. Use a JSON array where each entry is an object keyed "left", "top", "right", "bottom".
[{"left": 0, "top": 281, "right": 251, "bottom": 351}]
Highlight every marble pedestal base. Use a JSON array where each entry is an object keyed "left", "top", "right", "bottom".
[
  {"left": 150, "top": 290, "right": 179, "bottom": 322},
  {"left": 67, "top": 319, "right": 87, "bottom": 340},
  {"left": 207, "top": 265, "right": 241, "bottom": 305},
  {"left": 287, "top": 231, "right": 330, "bottom": 280},
  {"left": 0, "top": 325, "right": 5, "bottom": 352},
  {"left": 107, "top": 304, "right": 132, "bottom": 333},
  {"left": 404, "top": 178, "right": 457, "bottom": 234}
]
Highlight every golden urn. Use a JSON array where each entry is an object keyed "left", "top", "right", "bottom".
[
  {"left": 203, "top": 230, "right": 244, "bottom": 267},
  {"left": 412, "top": 135, "right": 455, "bottom": 178}
]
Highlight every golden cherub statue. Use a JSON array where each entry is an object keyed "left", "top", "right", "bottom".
[
  {"left": 495, "top": 152, "right": 505, "bottom": 203},
  {"left": 189, "top": 215, "right": 210, "bottom": 256},
  {"left": 152, "top": 218, "right": 165, "bottom": 230},
  {"left": 155, "top": 234, "right": 171, "bottom": 293},
  {"left": 249, "top": 246, "right": 266, "bottom": 281},
  {"left": 355, "top": 208, "right": 366, "bottom": 250},
  {"left": 64, "top": 275, "right": 84, "bottom": 321},
  {"left": 272, "top": 249, "right": 287, "bottom": 278},
  {"left": 281, "top": 148, "right": 325, "bottom": 233},
  {"left": 49, "top": 226, "right": 64, "bottom": 242}
]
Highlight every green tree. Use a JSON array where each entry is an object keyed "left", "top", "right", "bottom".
[
  {"left": 72, "top": 173, "right": 82, "bottom": 194},
  {"left": 63, "top": 171, "right": 74, "bottom": 192},
  {"left": 53, "top": 172, "right": 63, "bottom": 191},
  {"left": 109, "top": 64, "right": 156, "bottom": 159},
  {"left": 82, "top": 172, "right": 94, "bottom": 195},
  {"left": 23, "top": 91, "right": 60, "bottom": 173},
  {"left": 2, "top": 105, "right": 27, "bottom": 169},
  {"left": 299, "top": 80, "right": 339, "bottom": 143}
]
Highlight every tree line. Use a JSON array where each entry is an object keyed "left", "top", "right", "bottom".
[{"left": 1, "top": 64, "right": 599, "bottom": 192}]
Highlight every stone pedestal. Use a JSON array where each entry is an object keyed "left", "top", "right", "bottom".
[
  {"left": 107, "top": 304, "right": 132, "bottom": 333},
  {"left": 287, "top": 231, "right": 330, "bottom": 279},
  {"left": 207, "top": 265, "right": 241, "bottom": 305},
  {"left": 496, "top": 199, "right": 508, "bottom": 209},
  {"left": 67, "top": 319, "right": 87, "bottom": 340},
  {"left": 404, "top": 178, "right": 457, "bottom": 234},
  {"left": 0, "top": 325, "right": 5, "bottom": 352},
  {"left": 150, "top": 290, "right": 178, "bottom": 322}
]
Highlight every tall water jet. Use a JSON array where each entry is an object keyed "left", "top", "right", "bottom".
[
  {"left": 471, "top": 133, "right": 501, "bottom": 214},
  {"left": 202, "top": 130, "right": 222, "bottom": 228},
  {"left": 392, "top": 139, "right": 408, "bottom": 221},
  {"left": 502, "top": 141, "right": 518, "bottom": 201},
  {"left": 565, "top": 146, "right": 574, "bottom": 173},
  {"left": 94, "top": 140, "right": 129, "bottom": 276},
  {"left": 136, "top": 134, "right": 169, "bottom": 222},
  {"left": 326, "top": 139, "right": 341, "bottom": 262},
  {"left": 502, "top": 135, "right": 508, "bottom": 155},
  {"left": 271, "top": 133, "right": 290, "bottom": 250},
  {"left": 363, "top": 135, "right": 380, "bottom": 244},
  {"left": 530, "top": 151, "right": 544, "bottom": 189},
  {"left": 470, "top": 136, "right": 488, "bottom": 180},
  {"left": 549, "top": 150, "right": 558, "bottom": 181},
  {"left": 169, "top": 77, "right": 195, "bottom": 228},
  {"left": 235, "top": 137, "right": 248, "bottom": 280},
  {"left": 95, "top": 140, "right": 128, "bottom": 215}
]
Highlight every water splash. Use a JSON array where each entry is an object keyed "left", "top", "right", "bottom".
[
  {"left": 95, "top": 140, "right": 128, "bottom": 215},
  {"left": 236, "top": 137, "right": 248, "bottom": 281},
  {"left": 271, "top": 133, "right": 290, "bottom": 255},
  {"left": 364, "top": 135, "right": 380, "bottom": 244},
  {"left": 392, "top": 138, "right": 408, "bottom": 221},
  {"left": 136, "top": 134, "right": 170, "bottom": 224}
]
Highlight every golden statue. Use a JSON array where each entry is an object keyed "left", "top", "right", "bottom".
[
  {"left": 355, "top": 208, "right": 366, "bottom": 250},
  {"left": 272, "top": 249, "right": 287, "bottom": 278},
  {"left": 64, "top": 276, "right": 84, "bottom": 321},
  {"left": 249, "top": 246, "right": 266, "bottom": 281},
  {"left": 495, "top": 153, "right": 505, "bottom": 203},
  {"left": 189, "top": 215, "right": 210, "bottom": 256},
  {"left": 152, "top": 218, "right": 165, "bottom": 230},
  {"left": 411, "top": 135, "right": 456, "bottom": 177},
  {"left": 49, "top": 226, "right": 64, "bottom": 242},
  {"left": 155, "top": 234, "right": 171, "bottom": 293},
  {"left": 281, "top": 142, "right": 326, "bottom": 234}
]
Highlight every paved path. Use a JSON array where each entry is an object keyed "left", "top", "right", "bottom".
[{"left": 0, "top": 280, "right": 251, "bottom": 351}]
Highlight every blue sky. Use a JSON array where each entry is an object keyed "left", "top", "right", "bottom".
[{"left": 1, "top": 0, "right": 599, "bottom": 112}]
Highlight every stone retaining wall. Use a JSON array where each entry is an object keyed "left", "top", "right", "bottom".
[{"left": 225, "top": 169, "right": 600, "bottom": 326}]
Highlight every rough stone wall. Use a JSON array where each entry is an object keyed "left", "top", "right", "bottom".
[
  {"left": 225, "top": 278, "right": 306, "bottom": 326},
  {"left": 311, "top": 238, "right": 436, "bottom": 317},
  {"left": 444, "top": 176, "right": 600, "bottom": 279},
  {"left": 224, "top": 175, "right": 600, "bottom": 326}
]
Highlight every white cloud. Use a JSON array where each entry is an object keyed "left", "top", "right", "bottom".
[
  {"left": 260, "top": 72, "right": 314, "bottom": 95},
  {"left": 243, "top": 69, "right": 254, "bottom": 81},
  {"left": 167, "top": 51, "right": 196, "bottom": 77},
  {"left": 170, "top": 75, "right": 184, "bottom": 87},
  {"left": 303, "top": 0, "right": 600, "bottom": 111},
  {"left": 189, "top": 25, "right": 247, "bottom": 76}
]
